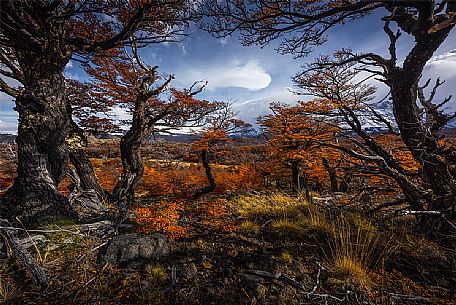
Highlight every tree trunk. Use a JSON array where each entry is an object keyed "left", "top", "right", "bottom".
[
  {"left": 388, "top": 30, "right": 456, "bottom": 212},
  {"left": 322, "top": 158, "right": 339, "bottom": 192},
  {"left": 194, "top": 150, "right": 216, "bottom": 198},
  {"left": 291, "top": 160, "right": 300, "bottom": 192},
  {"left": 111, "top": 129, "right": 145, "bottom": 204},
  {"left": 67, "top": 113, "right": 107, "bottom": 221},
  {"left": 1, "top": 52, "right": 72, "bottom": 223},
  {"left": 339, "top": 169, "right": 352, "bottom": 193},
  {"left": 67, "top": 114, "right": 105, "bottom": 199},
  {"left": 0, "top": 219, "right": 48, "bottom": 287}
]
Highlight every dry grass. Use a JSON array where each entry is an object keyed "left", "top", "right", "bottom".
[
  {"left": 328, "top": 215, "right": 393, "bottom": 287},
  {"left": 232, "top": 192, "right": 307, "bottom": 221},
  {"left": 333, "top": 256, "right": 370, "bottom": 285},
  {"left": 0, "top": 277, "right": 13, "bottom": 304},
  {"left": 238, "top": 220, "right": 261, "bottom": 235},
  {"left": 281, "top": 251, "right": 293, "bottom": 263},
  {"left": 145, "top": 263, "right": 167, "bottom": 282},
  {"left": 271, "top": 219, "right": 305, "bottom": 235},
  {"left": 301, "top": 206, "right": 334, "bottom": 237}
]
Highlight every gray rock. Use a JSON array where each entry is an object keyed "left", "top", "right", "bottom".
[
  {"left": 180, "top": 262, "right": 198, "bottom": 281},
  {"left": 99, "top": 233, "right": 169, "bottom": 265}
]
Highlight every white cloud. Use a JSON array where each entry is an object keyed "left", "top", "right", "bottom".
[
  {"left": 108, "top": 105, "right": 132, "bottom": 130},
  {"left": 422, "top": 49, "right": 456, "bottom": 111},
  {"left": 178, "top": 60, "right": 272, "bottom": 91},
  {"left": 232, "top": 87, "right": 299, "bottom": 125},
  {"left": 427, "top": 49, "right": 456, "bottom": 66},
  {"left": 0, "top": 119, "right": 17, "bottom": 134}
]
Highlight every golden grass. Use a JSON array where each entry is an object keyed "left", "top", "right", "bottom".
[
  {"left": 328, "top": 215, "right": 393, "bottom": 287},
  {"left": 281, "top": 251, "right": 293, "bottom": 263},
  {"left": 332, "top": 256, "right": 371, "bottom": 288},
  {"left": 271, "top": 219, "right": 305, "bottom": 235},
  {"left": 238, "top": 220, "right": 261, "bottom": 234},
  {"left": 301, "top": 206, "right": 334, "bottom": 237},
  {"left": 232, "top": 192, "right": 308, "bottom": 220},
  {"left": 145, "top": 263, "right": 167, "bottom": 282}
]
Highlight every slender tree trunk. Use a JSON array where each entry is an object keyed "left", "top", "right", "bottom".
[
  {"left": 322, "top": 158, "right": 339, "bottom": 192},
  {"left": 1, "top": 53, "right": 72, "bottom": 223},
  {"left": 109, "top": 92, "right": 151, "bottom": 209},
  {"left": 291, "top": 160, "right": 300, "bottom": 192},
  {"left": 339, "top": 170, "right": 352, "bottom": 193},
  {"left": 194, "top": 150, "right": 216, "bottom": 198}
]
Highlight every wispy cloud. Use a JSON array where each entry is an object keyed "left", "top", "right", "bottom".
[{"left": 176, "top": 60, "right": 272, "bottom": 91}]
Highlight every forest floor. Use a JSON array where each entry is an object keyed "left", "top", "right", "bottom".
[{"left": 1, "top": 192, "right": 455, "bottom": 305}]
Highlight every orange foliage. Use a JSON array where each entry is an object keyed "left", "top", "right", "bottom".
[
  {"left": 200, "top": 199, "right": 236, "bottom": 233},
  {"left": 134, "top": 200, "right": 188, "bottom": 240}
]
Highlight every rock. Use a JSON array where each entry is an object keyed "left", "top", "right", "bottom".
[
  {"left": 99, "top": 233, "right": 169, "bottom": 265},
  {"left": 181, "top": 262, "right": 198, "bottom": 281},
  {"left": 241, "top": 273, "right": 268, "bottom": 301}
]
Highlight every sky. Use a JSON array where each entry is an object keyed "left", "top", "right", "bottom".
[{"left": 1, "top": 9, "right": 456, "bottom": 134}]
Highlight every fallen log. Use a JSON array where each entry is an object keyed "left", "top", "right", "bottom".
[{"left": 0, "top": 219, "right": 48, "bottom": 288}]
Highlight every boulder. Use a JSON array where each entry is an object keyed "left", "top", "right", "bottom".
[{"left": 99, "top": 233, "right": 169, "bottom": 265}]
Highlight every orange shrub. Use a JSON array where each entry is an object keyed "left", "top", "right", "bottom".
[
  {"left": 134, "top": 199, "right": 188, "bottom": 240},
  {"left": 200, "top": 199, "right": 236, "bottom": 233}
]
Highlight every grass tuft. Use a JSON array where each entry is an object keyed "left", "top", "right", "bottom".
[
  {"left": 238, "top": 220, "right": 261, "bottom": 234},
  {"left": 271, "top": 219, "right": 304, "bottom": 235},
  {"left": 145, "top": 263, "right": 167, "bottom": 282}
]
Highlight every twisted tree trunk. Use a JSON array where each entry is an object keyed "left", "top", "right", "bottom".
[
  {"left": 1, "top": 52, "right": 72, "bottom": 223},
  {"left": 194, "top": 149, "right": 216, "bottom": 198},
  {"left": 67, "top": 114, "right": 105, "bottom": 199},
  {"left": 111, "top": 129, "right": 146, "bottom": 203}
]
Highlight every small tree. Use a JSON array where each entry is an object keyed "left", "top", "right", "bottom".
[
  {"left": 258, "top": 102, "right": 339, "bottom": 192},
  {"left": 192, "top": 105, "right": 253, "bottom": 197}
]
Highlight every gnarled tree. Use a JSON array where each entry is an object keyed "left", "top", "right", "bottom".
[
  {"left": 295, "top": 53, "right": 454, "bottom": 231},
  {"left": 202, "top": 0, "right": 456, "bottom": 232},
  {"left": 0, "top": 0, "right": 196, "bottom": 223}
]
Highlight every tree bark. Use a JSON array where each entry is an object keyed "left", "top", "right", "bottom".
[
  {"left": 110, "top": 94, "right": 150, "bottom": 204},
  {"left": 194, "top": 150, "right": 216, "bottom": 198},
  {"left": 291, "top": 160, "right": 300, "bottom": 192},
  {"left": 322, "top": 158, "right": 339, "bottom": 192},
  {"left": 388, "top": 30, "right": 456, "bottom": 212},
  {"left": 67, "top": 114, "right": 105, "bottom": 199},
  {"left": 1, "top": 52, "right": 72, "bottom": 223},
  {"left": 111, "top": 129, "right": 146, "bottom": 203},
  {"left": 0, "top": 219, "right": 48, "bottom": 287}
]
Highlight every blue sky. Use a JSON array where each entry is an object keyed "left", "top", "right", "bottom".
[{"left": 1, "top": 9, "right": 456, "bottom": 133}]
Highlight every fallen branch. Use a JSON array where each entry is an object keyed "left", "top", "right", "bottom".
[
  {"left": 0, "top": 219, "right": 48, "bottom": 287},
  {"left": 389, "top": 292, "right": 431, "bottom": 302},
  {"left": 371, "top": 197, "right": 408, "bottom": 213},
  {"left": 244, "top": 262, "right": 347, "bottom": 302}
]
